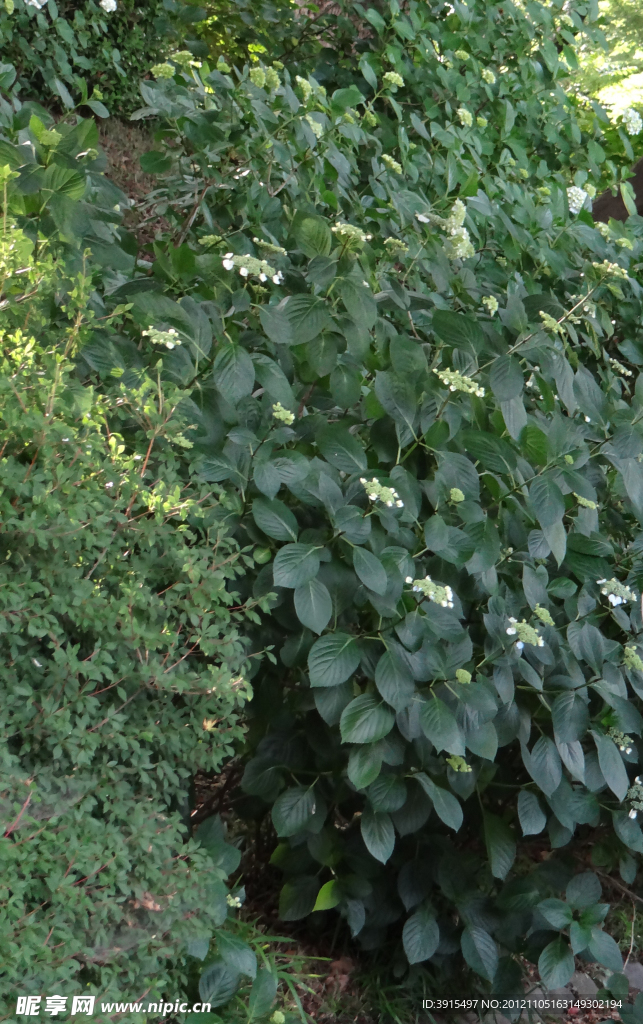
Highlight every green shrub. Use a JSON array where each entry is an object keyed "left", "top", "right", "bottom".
[
  {"left": 106, "top": 0, "right": 643, "bottom": 999},
  {"left": 0, "top": 99, "right": 268, "bottom": 1014},
  {"left": 0, "top": 0, "right": 200, "bottom": 115}
]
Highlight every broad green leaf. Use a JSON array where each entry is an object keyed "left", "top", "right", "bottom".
[
  {"left": 537, "top": 898, "right": 573, "bottom": 930},
  {"left": 432, "top": 310, "right": 484, "bottom": 352},
  {"left": 402, "top": 906, "right": 440, "bottom": 964},
  {"left": 340, "top": 695, "right": 395, "bottom": 744},
  {"left": 587, "top": 928, "right": 623, "bottom": 973},
  {"left": 248, "top": 966, "right": 278, "bottom": 1020},
  {"left": 341, "top": 278, "right": 377, "bottom": 328},
  {"left": 333, "top": 505, "right": 371, "bottom": 544},
  {"left": 272, "top": 786, "right": 316, "bottom": 836},
  {"left": 294, "top": 578, "right": 332, "bottom": 634},
  {"left": 538, "top": 938, "right": 574, "bottom": 990},
  {"left": 360, "top": 806, "right": 395, "bottom": 863},
  {"left": 416, "top": 772, "right": 463, "bottom": 831},
  {"left": 199, "top": 960, "right": 240, "bottom": 1007},
  {"left": 374, "top": 650, "right": 415, "bottom": 712},
  {"left": 353, "top": 547, "right": 388, "bottom": 595},
  {"left": 286, "top": 294, "right": 331, "bottom": 343},
  {"left": 566, "top": 872, "right": 601, "bottom": 909},
  {"left": 460, "top": 431, "right": 517, "bottom": 474},
  {"left": 529, "top": 476, "right": 565, "bottom": 529},
  {"left": 461, "top": 926, "right": 498, "bottom": 982},
  {"left": 317, "top": 422, "right": 367, "bottom": 473},
  {"left": 483, "top": 812, "right": 516, "bottom": 879},
  {"left": 330, "top": 364, "right": 361, "bottom": 407},
  {"left": 308, "top": 633, "right": 360, "bottom": 687},
  {"left": 517, "top": 790, "right": 546, "bottom": 835},
  {"left": 212, "top": 343, "right": 255, "bottom": 402},
  {"left": 217, "top": 932, "right": 257, "bottom": 979},
  {"left": 295, "top": 215, "right": 332, "bottom": 257},
  {"left": 348, "top": 744, "right": 383, "bottom": 789},
  {"left": 313, "top": 879, "right": 341, "bottom": 911},
  {"left": 419, "top": 696, "right": 465, "bottom": 755},
  {"left": 374, "top": 371, "right": 416, "bottom": 431},
  {"left": 523, "top": 736, "right": 561, "bottom": 796},
  {"left": 593, "top": 731, "right": 629, "bottom": 801},
  {"left": 489, "top": 355, "right": 523, "bottom": 401},
  {"left": 273, "top": 544, "right": 320, "bottom": 588},
  {"left": 252, "top": 497, "right": 298, "bottom": 542},
  {"left": 259, "top": 303, "right": 294, "bottom": 346},
  {"left": 279, "top": 876, "right": 319, "bottom": 920}
]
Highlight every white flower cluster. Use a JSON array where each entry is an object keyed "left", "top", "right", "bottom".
[
  {"left": 434, "top": 367, "right": 485, "bottom": 397},
  {"left": 608, "top": 727, "right": 633, "bottom": 755},
  {"left": 24, "top": 0, "right": 47, "bottom": 6},
  {"left": 142, "top": 327, "right": 181, "bottom": 350},
  {"left": 272, "top": 402, "right": 295, "bottom": 425},
  {"left": 416, "top": 200, "right": 474, "bottom": 259},
  {"left": 221, "top": 252, "right": 283, "bottom": 284},
  {"left": 597, "top": 577, "right": 637, "bottom": 607},
  {"left": 360, "top": 477, "right": 403, "bottom": 507},
  {"left": 405, "top": 575, "right": 455, "bottom": 608},
  {"left": 506, "top": 617, "right": 544, "bottom": 650},
  {"left": 100, "top": 0, "right": 117, "bottom": 10},
  {"left": 226, "top": 893, "right": 242, "bottom": 909},
  {"left": 610, "top": 357, "right": 633, "bottom": 377},
  {"left": 567, "top": 186, "right": 588, "bottom": 215},
  {"left": 628, "top": 778, "right": 643, "bottom": 818},
  {"left": 332, "top": 222, "right": 372, "bottom": 245},
  {"left": 623, "top": 107, "right": 643, "bottom": 136}
]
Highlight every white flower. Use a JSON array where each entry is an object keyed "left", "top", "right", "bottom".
[
  {"left": 630, "top": 809, "right": 638, "bottom": 819},
  {"left": 272, "top": 271, "right": 284, "bottom": 284},
  {"left": 222, "top": 258, "right": 234, "bottom": 270},
  {"left": 99, "top": 0, "right": 117, "bottom": 11},
  {"left": 239, "top": 266, "right": 249, "bottom": 277},
  {"left": 24, "top": 0, "right": 47, "bottom": 7},
  {"left": 33, "top": 659, "right": 42, "bottom": 667},
  {"left": 567, "top": 186, "right": 588, "bottom": 215},
  {"left": 623, "top": 107, "right": 643, "bottom": 136},
  {"left": 105, "top": 482, "right": 114, "bottom": 489}
]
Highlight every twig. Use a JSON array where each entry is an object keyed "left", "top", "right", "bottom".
[{"left": 625, "top": 901, "right": 637, "bottom": 968}]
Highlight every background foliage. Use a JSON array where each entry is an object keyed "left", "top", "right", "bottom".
[{"left": 5, "top": 0, "right": 643, "bottom": 1017}]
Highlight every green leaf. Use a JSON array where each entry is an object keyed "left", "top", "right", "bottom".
[
  {"left": 341, "top": 278, "right": 377, "bottom": 328},
  {"left": 348, "top": 744, "right": 383, "bottom": 789},
  {"left": 313, "top": 879, "right": 341, "bottom": 911},
  {"left": 294, "top": 579, "right": 332, "bottom": 634},
  {"left": 461, "top": 926, "right": 498, "bottom": 982},
  {"left": 489, "top": 355, "right": 523, "bottom": 401},
  {"left": 517, "top": 790, "right": 547, "bottom": 835},
  {"left": 272, "top": 786, "right": 316, "bottom": 836},
  {"left": 538, "top": 937, "right": 574, "bottom": 990},
  {"left": 340, "top": 695, "right": 395, "bottom": 744},
  {"left": 259, "top": 303, "right": 294, "bottom": 346},
  {"left": 360, "top": 806, "right": 395, "bottom": 863},
  {"left": 537, "top": 898, "right": 573, "bottom": 930},
  {"left": 374, "top": 650, "right": 415, "bottom": 712},
  {"left": 140, "top": 150, "right": 173, "bottom": 174},
  {"left": 416, "top": 773, "right": 463, "bottom": 831},
  {"left": 529, "top": 476, "right": 565, "bottom": 529},
  {"left": 217, "top": 932, "right": 257, "bottom": 980},
  {"left": 593, "top": 731, "right": 629, "bottom": 801},
  {"left": 295, "top": 215, "right": 332, "bottom": 257},
  {"left": 566, "top": 872, "right": 601, "bottom": 909},
  {"left": 432, "top": 310, "right": 484, "bottom": 352},
  {"left": 273, "top": 544, "right": 320, "bottom": 588},
  {"left": 286, "top": 294, "right": 332, "bottom": 343},
  {"left": 419, "top": 696, "right": 465, "bottom": 755},
  {"left": 374, "top": 371, "right": 416, "bottom": 431},
  {"left": 460, "top": 430, "right": 517, "bottom": 474},
  {"left": 248, "top": 966, "right": 278, "bottom": 1020},
  {"left": 402, "top": 906, "right": 440, "bottom": 964},
  {"left": 212, "top": 344, "right": 255, "bottom": 402},
  {"left": 525, "top": 736, "right": 561, "bottom": 796},
  {"left": 199, "top": 960, "right": 240, "bottom": 1007},
  {"left": 333, "top": 505, "right": 371, "bottom": 544},
  {"left": 587, "top": 928, "right": 623, "bottom": 973},
  {"left": 308, "top": 633, "right": 360, "bottom": 687},
  {"left": 279, "top": 876, "right": 319, "bottom": 920},
  {"left": 252, "top": 498, "right": 298, "bottom": 542},
  {"left": 317, "top": 423, "right": 367, "bottom": 473},
  {"left": 483, "top": 812, "right": 516, "bottom": 879},
  {"left": 353, "top": 547, "right": 388, "bottom": 595},
  {"left": 330, "top": 364, "right": 362, "bottom": 407}
]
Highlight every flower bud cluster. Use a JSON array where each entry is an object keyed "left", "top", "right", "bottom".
[
  {"left": 482, "top": 295, "right": 498, "bottom": 315},
  {"left": 272, "top": 402, "right": 295, "bottom": 425},
  {"left": 628, "top": 778, "right": 643, "bottom": 818},
  {"left": 305, "top": 114, "right": 323, "bottom": 138},
  {"left": 457, "top": 107, "right": 473, "bottom": 127},
  {"left": 454, "top": 50, "right": 469, "bottom": 60},
  {"left": 296, "top": 76, "right": 313, "bottom": 102},
  {"left": 447, "top": 755, "right": 472, "bottom": 772},
  {"left": 450, "top": 487, "right": 465, "bottom": 503},
  {"left": 597, "top": 577, "right": 636, "bottom": 606},
  {"left": 332, "top": 222, "right": 372, "bottom": 245},
  {"left": 382, "top": 154, "right": 403, "bottom": 174},
  {"left": 610, "top": 357, "right": 633, "bottom": 377},
  {"left": 143, "top": 327, "right": 181, "bottom": 350},
  {"left": 624, "top": 646, "right": 643, "bottom": 672},
  {"left": 360, "top": 477, "right": 403, "bottom": 507},
  {"left": 383, "top": 71, "right": 404, "bottom": 89},
  {"left": 226, "top": 893, "right": 243, "bottom": 909},
  {"left": 151, "top": 63, "right": 175, "bottom": 79},
  {"left": 534, "top": 605, "right": 554, "bottom": 626},
  {"left": 253, "top": 237, "right": 287, "bottom": 256},
  {"left": 455, "top": 668, "right": 471, "bottom": 684},
  {"left": 607, "top": 727, "right": 633, "bottom": 754},
  {"left": 434, "top": 368, "right": 485, "bottom": 397},
  {"left": 592, "top": 260, "right": 628, "bottom": 280},
  {"left": 383, "top": 237, "right": 408, "bottom": 256},
  {"left": 574, "top": 493, "right": 597, "bottom": 510},
  {"left": 405, "top": 575, "right": 455, "bottom": 608},
  {"left": 540, "top": 311, "right": 564, "bottom": 335},
  {"left": 481, "top": 68, "right": 496, "bottom": 84},
  {"left": 567, "top": 186, "right": 588, "bottom": 215},
  {"left": 506, "top": 617, "right": 544, "bottom": 650}
]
